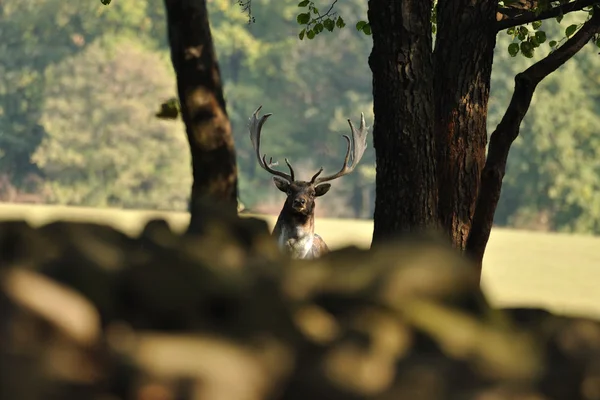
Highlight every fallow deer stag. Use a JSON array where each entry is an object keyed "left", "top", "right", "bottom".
[{"left": 248, "top": 105, "right": 369, "bottom": 259}]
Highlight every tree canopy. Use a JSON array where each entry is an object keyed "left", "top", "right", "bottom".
[{"left": 33, "top": 37, "right": 191, "bottom": 210}]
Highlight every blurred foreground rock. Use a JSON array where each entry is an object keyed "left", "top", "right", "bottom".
[{"left": 1, "top": 205, "right": 600, "bottom": 400}]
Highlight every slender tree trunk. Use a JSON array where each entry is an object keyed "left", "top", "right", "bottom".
[
  {"left": 433, "top": 0, "right": 498, "bottom": 250},
  {"left": 368, "top": 0, "right": 438, "bottom": 245},
  {"left": 163, "top": 0, "right": 238, "bottom": 233},
  {"left": 467, "top": 9, "right": 600, "bottom": 272}
]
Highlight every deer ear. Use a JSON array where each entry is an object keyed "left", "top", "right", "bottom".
[
  {"left": 315, "top": 183, "right": 331, "bottom": 197},
  {"left": 273, "top": 177, "right": 290, "bottom": 193}
]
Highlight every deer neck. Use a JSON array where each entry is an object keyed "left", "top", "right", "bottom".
[{"left": 277, "top": 205, "right": 316, "bottom": 259}]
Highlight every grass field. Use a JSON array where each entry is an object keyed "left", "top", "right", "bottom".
[{"left": 2, "top": 203, "right": 600, "bottom": 319}]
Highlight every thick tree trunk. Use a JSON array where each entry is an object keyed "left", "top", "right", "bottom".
[
  {"left": 368, "top": 0, "right": 600, "bottom": 278},
  {"left": 368, "top": 0, "right": 438, "bottom": 245},
  {"left": 164, "top": 0, "right": 238, "bottom": 232},
  {"left": 433, "top": 1, "right": 498, "bottom": 250}
]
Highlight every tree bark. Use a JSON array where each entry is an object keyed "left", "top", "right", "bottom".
[
  {"left": 433, "top": 0, "right": 498, "bottom": 250},
  {"left": 368, "top": 0, "right": 438, "bottom": 245},
  {"left": 163, "top": 0, "right": 238, "bottom": 233},
  {"left": 467, "top": 9, "right": 600, "bottom": 271}
]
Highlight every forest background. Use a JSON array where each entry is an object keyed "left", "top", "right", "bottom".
[{"left": 1, "top": 0, "right": 599, "bottom": 235}]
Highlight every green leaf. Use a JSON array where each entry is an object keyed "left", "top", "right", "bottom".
[
  {"left": 519, "top": 26, "right": 529, "bottom": 36},
  {"left": 314, "top": 22, "right": 323, "bottom": 33},
  {"left": 520, "top": 41, "right": 534, "bottom": 58},
  {"left": 530, "top": 36, "right": 540, "bottom": 48},
  {"left": 565, "top": 24, "right": 578, "bottom": 38},
  {"left": 298, "top": 0, "right": 310, "bottom": 7},
  {"left": 356, "top": 21, "right": 367, "bottom": 31},
  {"left": 596, "top": 38, "right": 600, "bottom": 48},
  {"left": 323, "top": 18, "right": 335, "bottom": 32},
  {"left": 532, "top": 20, "right": 542, "bottom": 30},
  {"left": 299, "top": 28, "right": 306, "bottom": 40},
  {"left": 432, "top": 23, "right": 437, "bottom": 35},
  {"left": 556, "top": 14, "right": 563, "bottom": 23},
  {"left": 100, "top": 0, "right": 111, "bottom": 4},
  {"left": 508, "top": 42, "right": 520, "bottom": 57},
  {"left": 507, "top": 27, "right": 515, "bottom": 35},
  {"left": 306, "top": 29, "right": 316, "bottom": 39},
  {"left": 336, "top": 16, "right": 346, "bottom": 28},
  {"left": 155, "top": 99, "right": 180, "bottom": 120},
  {"left": 312, "top": 7, "right": 319, "bottom": 14},
  {"left": 535, "top": 31, "right": 546, "bottom": 43},
  {"left": 297, "top": 13, "right": 311, "bottom": 25},
  {"left": 549, "top": 40, "right": 557, "bottom": 47},
  {"left": 362, "top": 23, "right": 372, "bottom": 35}
]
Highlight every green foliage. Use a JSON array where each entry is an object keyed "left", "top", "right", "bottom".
[
  {"left": 508, "top": 42, "right": 520, "bottom": 57},
  {"left": 355, "top": 20, "right": 371, "bottom": 35},
  {"left": 565, "top": 23, "right": 579, "bottom": 38},
  {"left": 294, "top": 0, "right": 352, "bottom": 40},
  {"left": 155, "top": 98, "right": 181, "bottom": 120},
  {"left": 32, "top": 37, "right": 191, "bottom": 210},
  {"left": 0, "top": 0, "right": 166, "bottom": 185}
]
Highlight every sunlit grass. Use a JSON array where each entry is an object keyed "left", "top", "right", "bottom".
[{"left": 2, "top": 203, "right": 600, "bottom": 319}]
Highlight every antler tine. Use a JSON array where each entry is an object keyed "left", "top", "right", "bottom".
[
  {"left": 266, "top": 157, "right": 279, "bottom": 168},
  {"left": 248, "top": 106, "right": 295, "bottom": 182},
  {"left": 309, "top": 167, "right": 324, "bottom": 184},
  {"left": 313, "top": 112, "right": 369, "bottom": 185},
  {"left": 284, "top": 158, "right": 295, "bottom": 182}
]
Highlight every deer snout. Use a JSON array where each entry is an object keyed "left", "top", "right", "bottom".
[{"left": 293, "top": 198, "right": 306, "bottom": 208}]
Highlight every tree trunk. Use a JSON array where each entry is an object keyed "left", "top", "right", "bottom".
[
  {"left": 433, "top": 0, "right": 498, "bottom": 250},
  {"left": 163, "top": 0, "right": 238, "bottom": 233},
  {"left": 368, "top": 0, "right": 438, "bottom": 245},
  {"left": 467, "top": 9, "right": 600, "bottom": 272}
]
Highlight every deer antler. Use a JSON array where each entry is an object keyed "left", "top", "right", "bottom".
[
  {"left": 248, "top": 106, "right": 296, "bottom": 182},
  {"left": 311, "top": 113, "right": 369, "bottom": 185}
]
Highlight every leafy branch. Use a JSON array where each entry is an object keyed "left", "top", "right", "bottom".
[
  {"left": 233, "top": 0, "right": 369, "bottom": 40},
  {"left": 296, "top": 0, "right": 370, "bottom": 40},
  {"left": 504, "top": 4, "right": 599, "bottom": 58},
  {"left": 237, "top": 0, "right": 256, "bottom": 24}
]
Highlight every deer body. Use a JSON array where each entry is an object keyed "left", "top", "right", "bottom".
[
  {"left": 272, "top": 188, "right": 329, "bottom": 259},
  {"left": 248, "top": 106, "right": 369, "bottom": 260}
]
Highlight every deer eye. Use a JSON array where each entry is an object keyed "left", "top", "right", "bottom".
[{"left": 286, "top": 190, "right": 292, "bottom": 196}]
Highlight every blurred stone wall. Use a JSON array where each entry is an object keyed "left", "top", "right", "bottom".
[{"left": 1, "top": 204, "right": 600, "bottom": 400}]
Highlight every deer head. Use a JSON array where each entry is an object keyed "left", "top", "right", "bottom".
[{"left": 248, "top": 105, "right": 369, "bottom": 219}]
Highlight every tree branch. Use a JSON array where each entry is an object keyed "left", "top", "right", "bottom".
[
  {"left": 466, "top": 9, "right": 600, "bottom": 274},
  {"left": 496, "top": 0, "right": 600, "bottom": 31}
]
